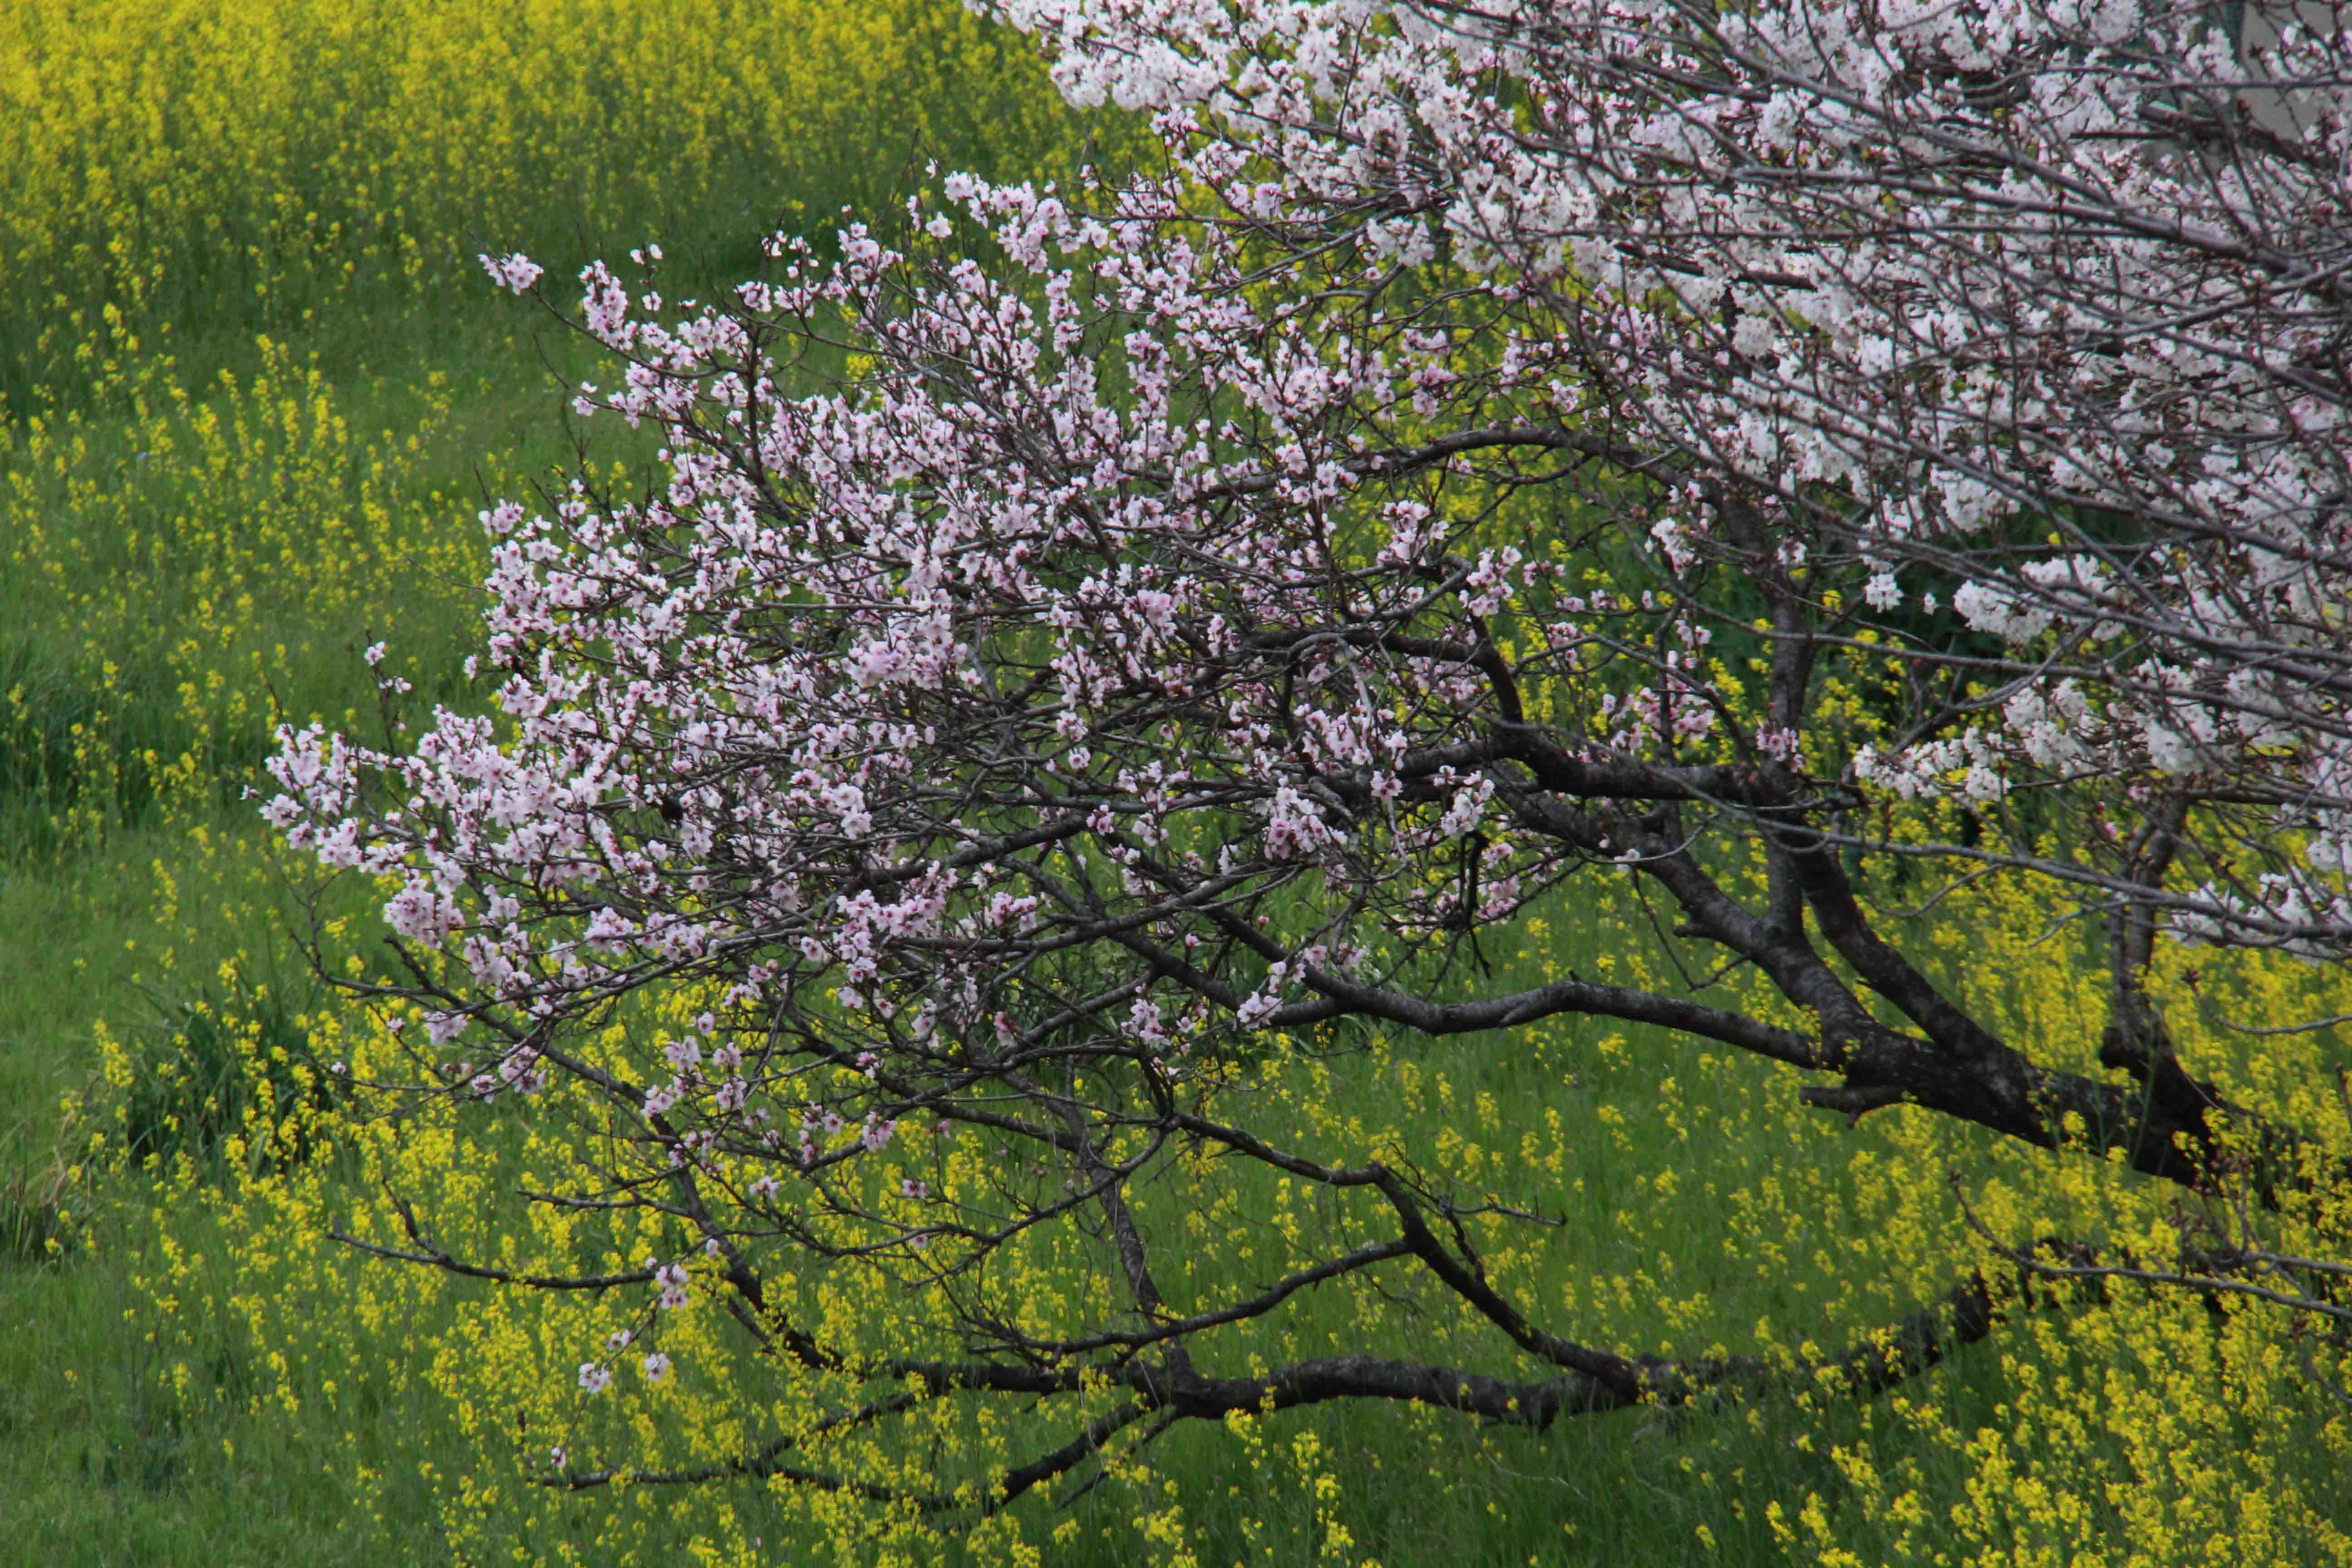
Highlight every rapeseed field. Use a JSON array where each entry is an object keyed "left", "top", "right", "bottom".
[{"left": 4, "top": 3, "right": 2350, "bottom": 1564}]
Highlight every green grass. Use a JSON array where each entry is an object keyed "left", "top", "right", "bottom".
[
  {"left": 0, "top": 751, "right": 2008, "bottom": 1566},
  {"left": 0, "top": 274, "right": 2162, "bottom": 1568}
]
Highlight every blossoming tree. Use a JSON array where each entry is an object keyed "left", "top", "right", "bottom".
[{"left": 269, "top": 0, "right": 2352, "bottom": 1519}]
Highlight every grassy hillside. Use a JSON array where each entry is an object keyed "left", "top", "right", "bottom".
[{"left": 4, "top": 4, "right": 2350, "bottom": 1564}]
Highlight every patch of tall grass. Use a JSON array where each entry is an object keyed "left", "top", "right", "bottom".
[{"left": 0, "top": 0, "right": 1113, "bottom": 411}]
